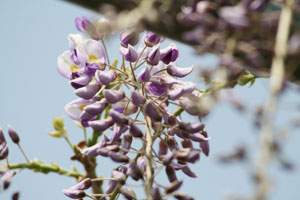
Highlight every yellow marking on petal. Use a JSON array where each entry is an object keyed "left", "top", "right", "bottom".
[
  {"left": 89, "top": 54, "right": 98, "bottom": 63},
  {"left": 79, "top": 104, "right": 89, "bottom": 111},
  {"left": 70, "top": 65, "right": 80, "bottom": 72}
]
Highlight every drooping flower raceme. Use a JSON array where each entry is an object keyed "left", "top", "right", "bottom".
[{"left": 57, "top": 17, "right": 210, "bottom": 200}]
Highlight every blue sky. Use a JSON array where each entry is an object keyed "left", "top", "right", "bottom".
[{"left": 1, "top": 0, "right": 300, "bottom": 199}]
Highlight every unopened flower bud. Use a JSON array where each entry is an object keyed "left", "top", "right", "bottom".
[
  {"left": 84, "top": 98, "right": 108, "bottom": 115},
  {"left": 166, "top": 64, "right": 193, "bottom": 78},
  {"left": 70, "top": 178, "right": 92, "bottom": 190},
  {"left": 7, "top": 125, "right": 20, "bottom": 144},
  {"left": 129, "top": 122, "right": 144, "bottom": 138},
  {"left": 3, "top": 171, "right": 15, "bottom": 190},
  {"left": 144, "top": 101, "right": 162, "bottom": 122},
  {"left": 63, "top": 189, "right": 86, "bottom": 199},
  {"left": 74, "top": 84, "right": 100, "bottom": 100},
  {"left": 144, "top": 32, "right": 162, "bottom": 47},
  {"left": 112, "top": 169, "right": 126, "bottom": 184},
  {"left": 158, "top": 140, "right": 168, "bottom": 158},
  {"left": 165, "top": 180, "right": 183, "bottom": 194},
  {"left": 95, "top": 70, "right": 116, "bottom": 85},
  {"left": 147, "top": 45, "right": 160, "bottom": 65},
  {"left": 0, "top": 128, "right": 6, "bottom": 143},
  {"left": 70, "top": 75, "right": 92, "bottom": 89},
  {"left": 166, "top": 165, "right": 178, "bottom": 183},
  {"left": 137, "top": 67, "right": 150, "bottom": 82},
  {"left": 174, "top": 192, "right": 194, "bottom": 200},
  {"left": 12, "top": 191, "right": 20, "bottom": 200},
  {"left": 120, "top": 29, "right": 139, "bottom": 47},
  {"left": 52, "top": 117, "right": 65, "bottom": 132},
  {"left": 137, "top": 156, "right": 146, "bottom": 173},
  {"left": 181, "top": 166, "right": 197, "bottom": 178},
  {"left": 160, "top": 43, "right": 179, "bottom": 64},
  {"left": 0, "top": 143, "right": 9, "bottom": 160},
  {"left": 103, "top": 89, "right": 125, "bottom": 104},
  {"left": 127, "top": 161, "right": 143, "bottom": 180},
  {"left": 131, "top": 91, "right": 146, "bottom": 106},
  {"left": 109, "top": 152, "right": 129, "bottom": 163},
  {"left": 120, "top": 187, "right": 137, "bottom": 200},
  {"left": 178, "top": 121, "right": 205, "bottom": 133},
  {"left": 120, "top": 45, "right": 138, "bottom": 62},
  {"left": 109, "top": 109, "right": 129, "bottom": 124},
  {"left": 151, "top": 187, "right": 162, "bottom": 200},
  {"left": 200, "top": 141, "right": 210, "bottom": 156},
  {"left": 88, "top": 118, "right": 113, "bottom": 132},
  {"left": 121, "top": 134, "right": 132, "bottom": 155}
]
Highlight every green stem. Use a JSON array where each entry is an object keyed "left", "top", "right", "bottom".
[
  {"left": 101, "top": 39, "right": 110, "bottom": 65},
  {"left": 8, "top": 161, "right": 85, "bottom": 178},
  {"left": 17, "top": 144, "right": 30, "bottom": 163}
]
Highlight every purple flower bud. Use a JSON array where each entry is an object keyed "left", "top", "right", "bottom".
[
  {"left": 137, "top": 67, "right": 150, "bottom": 82},
  {"left": 82, "top": 141, "right": 105, "bottom": 157},
  {"left": 105, "top": 179, "right": 118, "bottom": 195},
  {"left": 160, "top": 43, "right": 179, "bottom": 64},
  {"left": 175, "top": 148, "right": 191, "bottom": 161},
  {"left": 171, "top": 162, "right": 186, "bottom": 170},
  {"left": 0, "top": 143, "right": 9, "bottom": 160},
  {"left": 124, "top": 102, "right": 138, "bottom": 115},
  {"left": 12, "top": 191, "right": 20, "bottom": 200},
  {"left": 127, "top": 161, "right": 143, "bottom": 180},
  {"left": 121, "top": 134, "right": 132, "bottom": 155},
  {"left": 131, "top": 91, "right": 146, "bottom": 106},
  {"left": 147, "top": 82, "right": 167, "bottom": 96},
  {"left": 70, "top": 75, "right": 92, "bottom": 89},
  {"left": 144, "top": 32, "right": 162, "bottom": 47},
  {"left": 112, "top": 169, "right": 126, "bottom": 184},
  {"left": 167, "top": 136, "right": 180, "bottom": 151},
  {"left": 109, "top": 152, "right": 129, "bottom": 163},
  {"left": 120, "top": 45, "right": 138, "bottom": 62},
  {"left": 63, "top": 189, "right": 86, "bottom": 199},
  {"left": 151, "top": 187, "right": 162, "bottom": 200},
  {"left": 129, "top": 122, "right": 144, "bottom": 138},
  {"left": 200, "top": 141, "right": 210, "bottom": 156},
  {"left": 147, "top": 45, "right": 160, "bottom": 65},
  {"left": 137, "top": 156, "right": 146, "bottom": 173},
  {"left": 190, "top": 133, "right": 209, "bottom": 143},
  {"left": 165, "top": 180, "right": 183, "bottom": 194},
  {"left": 185, "top": 149, "right": 200, "bottom": 163},
  {"left": 166, "top": 65, "right": 193, "bottom": 78},
  {"left": 162, "top": 152, "right": 174, "bottom": 164},
  {"left": 97, "top": 147, "right": 110, "bottom": 157},
  {"left": 166, "top": 165, "right": 178, "bottom": 183},
  {"left": 174, "top": 192, "right": 194, "bottom": 200},
  {"left": 7, "top": 125, "right": 20, "bottom": 144},
  {"left": 181, "top": 140, "right": 193, "bottom": 149},
  {"left": 168, "top": 83, "right": 196, "bottom": 100},
  {"left": 70, "top": 178, "right": 92, "bottom": 190},
  {"left": 74, "top": 84, "right": 100, "bottom": 100},
  {"left": 95, "top": 70, "right": 116, "bottom": 85},
  {"left": 84, "top": 98, "right": 108, "bottom": 115},
  {"left": 109, "top": 125, "right": 128, "bottom": 145},
  {"left": 144, "top": 101, "right": 162, "bottom": 122},
  {"left": 178, "top": 121, "right": 205, "bottom": 133},
  {"left": 0, "top": 128, "right": 6, "bottom": 144},
  {"left": 158, "top": 140, "right": 168, "bottom": 157},
  {"left": 109, "top": 109, "right": 129, "bottom": 124},
  {"left": 103, "top": 89, "right": 125, "bottom": 104},
  {"left": 120, "top": 29, "right": 139, "bottom": 47},
  {"left": 75, "top": 16, "right": 101, "bottom": 40},
  {"left": 88, "top": 118, "right": 114, "bottom": 132},
  {"left": 120, "top": 187, "right": 137, "bottom": 200},
  {"left": 181, "top": 166, "right": 197, "bottom": 178}
]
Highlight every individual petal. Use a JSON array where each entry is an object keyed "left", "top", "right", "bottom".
[
  {"left": 109, "top": 125, "right": 129, "bottom": 145},
  {"left": 190, "top": 132, "right": 209, "bottom": 143},
  {"left": 170, "top": 162, "right": 186, "bottom": 170},
  {"left": 178, "top": 121, "right": 205, "bottom": 133},
  {"left": 144, "top": 32, "right": 162, "bottom": 47},
  {"left": 167, "top": 136, "right": 180, "bottom": 151},
  {"left": 74, "top": 83, "right": 100, "bottom": 100},
  {"left": 200, "top": 141, "right": 210, "bottom": 156},
  {"left": 0, "top": 143, "right": 9, "bottom": 160},
  {"left": 131, "top": 91, "right": 146, "bottom": 106},
  {"left": 57, "top": 51, "right": 81, "bottom": 79},
  {"left": 82, "top": 141, "right": 105, "bottom": 157},
  {"left": 144, "top": 101, "right": 162, "bottom": 122},
  {"left": 77, "top": 39, "right": 106, "bottom": 67},
  {"left": 166, "top": 64, "right": 194, "bottom": 78},
  {"left": 84, "top": 98, "right": 108, "bottom": 115},
  {"left": 70, "top": 178, "right": 92, "bottom": 190},
  {"left": 120, "top": 187, "right": 137, "bottom": 200},
  {"left": 158, "top": 140, "right": 168, "bottom": 158},
  {"left": 64, "top": 98, "right": 92, "bottom": 121},
  {"left": 129, "top": 122, "right": 144, "bottom": 138},
  {"left": 68, "top": 34, "right": 87, "bottom": 53},
  {"left": 173, "top": 192, "right": 195, "bottom": 200},
  {"left": 112, "top": 169, "right": 126, "bottom": 185},
  {"left": 124, "top": 102, "right": 138, "bottom": 115},
  {"left": 105, "top": 179, "right": 118, "bottom": 195},
  {"left": 151, "top": 187, "right": 162, "bottom": 200},
  {"left": 0, "top": 128, "right": 6, "bottom": 143},
  {"left": 95, "top": 70, "right": 116, "bottom": 85},
  {"left": 137, "top": 156, "right": 146, "bottom": 173},
  {"left": 109, "top": 109, "right": 129, "bottom": 124},
  {"left": 168, "top": 85, "right": 184, "bottom": 100},
  {"left": 147, "top": 82, "right": 167, "bottom": 96},
  {"left": 165, "top": 180, "right": 183, "bottom": 194},
  {"left": 7, "top": 125, "right": 20, "bottom": 144},
  {"left": 2, "top": 171, "right": 15, "bottom": 190},
  {"left": 120, "top": 45, "right": 138, "bottom": 62},
  {"left": 162, "top": 152, "right": 174, "bottom": 164},
  {"left": 103, "top": 89, "right": 125, "bottom": 104},
  {"left": 121, "top": 134, "right": 132, "bottom": 155},
  {"left": 166, "top": 165, "right": 177, "bottom": 183},
  {"left": 137, "top": 67, "right": 150, "bottom": 82},
  {"left": 147, "top": 45, "right": 160, "bottom": 65},
  {"left": 79, "top": 110, "right": 95, "bottom": 121},
  {"left": 70, "top": 74, "right": 92, "bottom": 89},
  {"left": 181, "top": 166, "right": 197, "bottom": 178},
  {"left": 120, "top": 29, "right": 139, "bottom": 47},
  {"left": 84, "top": 63, "right": 99, "bottom": 77},
  {"left": 127, "top": 161, "right": 143, "bottom": 180},
  {"left": 109, "top": 152, "right": 130, "bottom": 163},
  {"left": 185, "top": 149, "right": 201, "bottom": 163},
  {"left": 160, "top": 43, "right": 179, "bottom": 64},
  {"left": 88, "top": 117, "right": 114, "bottom": 132},
  {"left": 63, "top": 189, "right": 85, "bottom": 199}
]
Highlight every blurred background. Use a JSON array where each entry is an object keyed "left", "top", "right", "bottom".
[{"left": 1, "top": 0, "right": 300, "bottom": 199}]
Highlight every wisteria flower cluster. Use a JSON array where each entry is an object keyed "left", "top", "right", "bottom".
[{"left": 56, "top": 16, "right": 210, "bottom": 200}]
